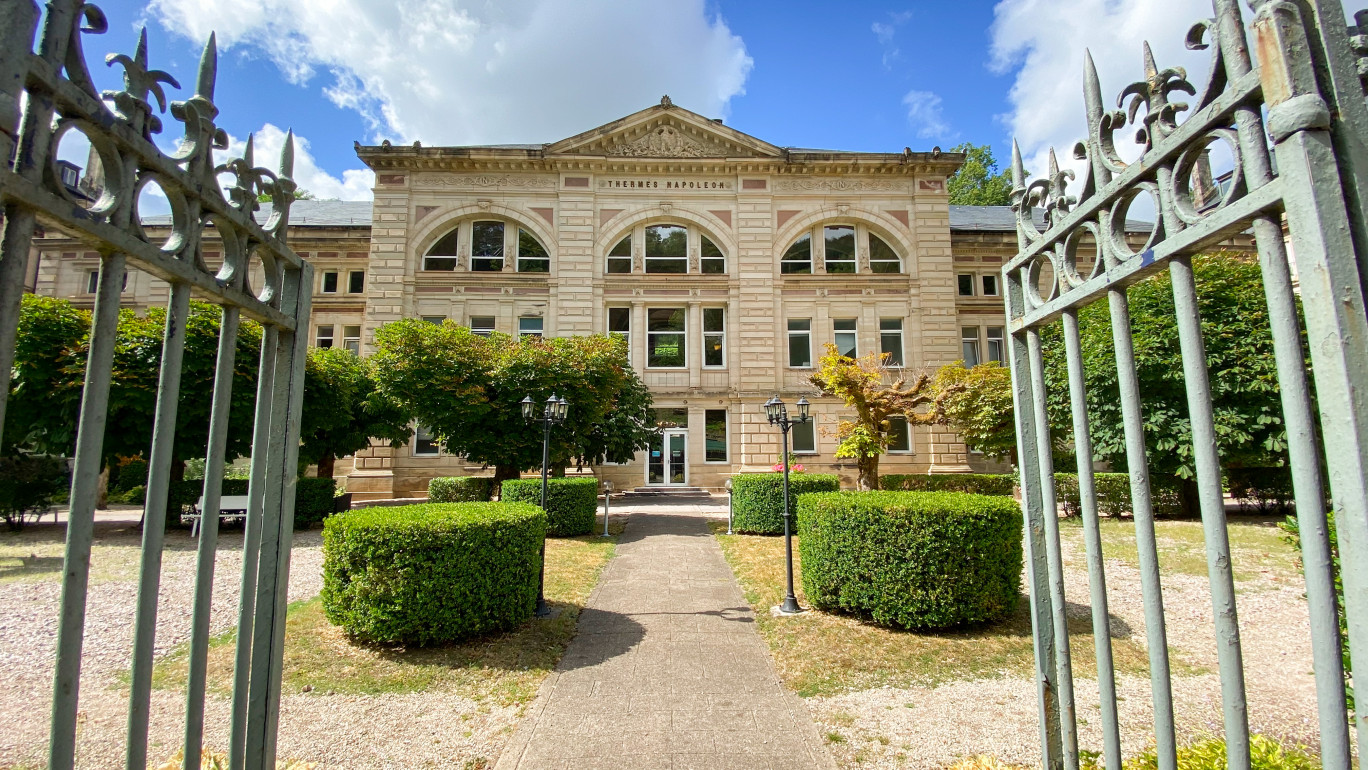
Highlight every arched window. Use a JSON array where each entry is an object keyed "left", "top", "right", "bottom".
[
  {"left": 605, "top": 223, "right": 728, "bottom": 275},
  {"left": 471, "top": 221, "right": 504, "bottom": 271},
  {"left": 781, "top": 233, "right": 811, "bottom": 274},
  {"left": 869, "top": 234, "right": 902, "bottom": 273},
  {"left": 421, "top": 218, "right": 552, "bottom": 273},
  {"left": 517, "top": 229, "right": 549, "bottom": 272},
  {"left": 424, "top": 227, "right": 460, "bottom": 271},
  {"left": 780, "top": 223, "right": 903, "bottom": 275}
]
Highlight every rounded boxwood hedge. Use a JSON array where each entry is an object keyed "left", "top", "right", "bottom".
[
  {"left": 798, "top": 491, "right": 1022, "bottom": 630},
  {"left": 428, "top": 476, "right": 495, "bottom": 503},
  {"left": 322, "top": 502, "right": 546, "bottom": 645},
  {"left": 500, "top": 477, "right": 598, "bottom": 536},
  {"left": 879, "top": 473, "right": 1016, "bottom": 496},
  {"left": 729, "top": 473, "right": 840, "bottom": 534}
]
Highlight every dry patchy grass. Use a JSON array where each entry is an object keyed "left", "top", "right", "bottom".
[
  {"left": 0, "top": 520, "right": 148, "bottom": 584},
  {"left": 711, "top": 521, "right": 1176, "bottom": 697},
  {"left": 149, "top": 524, "right": 621, "bottom": 706}
]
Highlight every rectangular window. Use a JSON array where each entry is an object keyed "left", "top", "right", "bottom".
[
  {"left": 348, "top": 270, "right": 365, "bottom": 293},
  {"left": 413, "top": 425, "right": 440, "bottom": 456},
  {"left": 886, "top": 416, "right": 912, "bottom": 452},
  {"left": 782, "top": 234, "right": 812, "bottom": 274},
  {"left": 792, "top": 417, "right": 817, "bottom": 454},
  {"left": 962, "top": 326, "right": 981, "bottom": 366},
  {"left": 645, "top": 225, "right": 687, "bottom": 273},
  {"left": 470, "top": 316, "right": 495, "bottom": 336},
  {"left": 647, "top": 308, "right": 686, "bottom": 367},
  {"left": 986, "top": 326, "right": 1005, "bottom": 364},
  {"left": 343, "top": 325, "right": 361, "bottom": 355},
  {"left": 421, "top": 315, "right": 445, "bottom": 325},
  {"left": 86, "top": 270, "right": 99, "bottom": 294},
  {"left": 824, "top": 225, "right": 856, "bottom": 273},
  {"left": 703, "top": 308, "right": 725, "bottom": 368},
  {"left": 880, "top": 318, "right": 904, "bottom": 367},
  {"left": 788, "top": 319, "right": 812, "bottom": 368},
  {"left": 606, "top": 236, "right": 633, "bottom": 274},
  {"left": 607, "top": 307, "right": 631, "bottom": 353},
  {"left": 981, "top": 274, "right": 999, "bottom": 297},
  {"left": 834, "top": 318, "right": 858, "bottom": 358},
  {"left": 519, "top": 317, "right": 543, "bottom": 339},
  {"left": 471, "top": 221, "right": 505, "bottom": 271},
  {"left": 322, "top": 270, "right": 338, "bottom": 293},
  {"left": 704, "top": 409, "right": 728, "bottom": 462},
  {"left": 315, "top": 324, "right": 334, "bottom": 348},
  {"left": 957, "top": 274, "right": 975, "bottom": 296}
]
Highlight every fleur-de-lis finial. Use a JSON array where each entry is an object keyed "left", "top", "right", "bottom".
[
  {"left": 196, "top": 32, "right": 217, "bottom": 102},
  {"left": 105, "top": 28, "right": 180, "bottom": 135},
  {"left": 1118, "top": 40, "right": 1195, "bottom": 150}
]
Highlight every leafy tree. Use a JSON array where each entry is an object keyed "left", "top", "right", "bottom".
[
  {"left": 4, "top": 295, "right": 89, "bottom": 454},
  {"left": 808, "top": 343, "right": 937, "bottom": 491},
  {"left": 947, "top": 142, "right": 1014, "bottom": 206},
  {"left": 933, "top": 360, "right": 1017, "bottom": 462},
  {"left": 257, "top": 187, "right": 316, "bottom": 203},
  {"left": 300, "top": 347, "right": 412, "bottom": 478},
  {"left": 1039, "top": 252, "right": 1289, "bottom": 511}
]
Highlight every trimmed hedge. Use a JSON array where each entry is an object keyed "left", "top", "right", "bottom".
[
  {"left": 798, "top": 491, "right": 1022, "bottom": 630},
  {"left": 164, "top": 476, "right": 336, "bottom": 529},
  {"left": 730, "top": 473, "right": 841, "bottom": 534},
  {"left": 322, "top": 502, "right": 546, "bottom": 644},
  {"left": 501, "top": 477, "right": 598, "bottom": 537},
  {"left": 880, "top": 473, "right": 1016, "bottom": 496},
  {"left": 1054, "top": 472, "right": 1182, "bottom": 517},
  {"left": 428, "top": 476, "right": 495, "bottom": 503}
]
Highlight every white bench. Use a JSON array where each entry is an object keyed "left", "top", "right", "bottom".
[{"left": 186, "top": 495, "right": 251, "bottom": 536}]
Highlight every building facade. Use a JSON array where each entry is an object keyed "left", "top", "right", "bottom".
[{"left": 31, "top": 99, "right": 1032, "bottom": 498}]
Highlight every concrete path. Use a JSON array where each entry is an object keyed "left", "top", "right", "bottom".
[{"left": 495, "top": 499, "right": 835, "bottom": 770}]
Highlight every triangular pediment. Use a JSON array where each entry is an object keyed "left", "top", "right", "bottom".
[{"left": 546, "top": 98, "right": 784, "bottom": 159}]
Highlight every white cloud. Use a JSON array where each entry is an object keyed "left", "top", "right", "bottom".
[
  {"left": 989, "top": 0, "right": 1213, "bottom": 198},
  {"left": 902, "top": 90, "right": 952, "bottom": 141},
  {"left": 871, "top": 10, "right": 913, "bottom": 69},
  {"left": 145, "top": 0, "right": 754, "bottom": 146},
  {"left": 217, "top": 123, "right": 376, "bottom": 201}
]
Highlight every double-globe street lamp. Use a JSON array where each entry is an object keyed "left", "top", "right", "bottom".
[
  {"left": 764, "top": 394, "right": 810, "bottom": 615},
  {"left": 522, "top": 393, "right": 570, "bottom": 617}
]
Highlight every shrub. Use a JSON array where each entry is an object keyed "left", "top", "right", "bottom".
[
  {"left": 428, "top": 476, "right": 495, "bottom": 503},
  {"left": 1053, "top": 472, "right": 1179, "bottom": 518},
  {"left": 500, "top": 477, "right": 598, "bottom": 536},
  {"left": 294, "top": 477, "right": 338, "bottom": 528},
  {"left": 798, "top": 491, "right": 1022, "bottom": 629},
  {"left": 1227, "top": 467, "right": 1296, "bottom": 515},
  {"left": 729, "top": 473, "right": 841, "bottom": 534},
  {"left": 108, "top": 485, "right": 147, "bottom": 506},
  {"left": 1097, "top": 734, "right": 1318, "bottom": 770},
  {"left": 114, "top": 457, "right": 148, "bottom": 492},
  {"left": 880, "top": 473, "right": 1016, "bottom": 497},
  {"left": 0, "top": 453, "right": 69, "bottom": 530},
  {"left": 322, "top": 502, "right": 546, "bottom": 644}
]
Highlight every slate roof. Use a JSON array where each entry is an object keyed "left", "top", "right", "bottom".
[{"left": 948, "top": 205, "right": 1152, "bottom": 233}]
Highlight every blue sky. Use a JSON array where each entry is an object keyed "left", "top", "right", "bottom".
[{"left": 49, "top": 0, "right": 1367, "bottom": 203}]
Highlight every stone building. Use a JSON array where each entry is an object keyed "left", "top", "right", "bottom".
[{"left": 30, "top": 99, "right": 1038, "bottom": 498}]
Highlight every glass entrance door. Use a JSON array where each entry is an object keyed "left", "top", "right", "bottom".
[{"left": 647, "top": 429, "right": 688, "bottom": 485}]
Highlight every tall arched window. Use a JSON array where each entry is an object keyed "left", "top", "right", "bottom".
[
  {"left": 421, "top": 218, "right": 552, "bottom": 273},
  {"left": 604, "top": 223, "right": 727, "bottom": 275}
]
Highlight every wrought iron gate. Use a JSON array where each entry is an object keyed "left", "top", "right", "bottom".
[
  {"left": 1006, "top": 1, "right": 1368, "bottom": 769},
  {"left": 0, "top": 1, "right": 313, "bottom": 768}
]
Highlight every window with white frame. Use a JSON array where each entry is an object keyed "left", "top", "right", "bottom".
[
  {"left": 870, "top": 234, "right": 902, "bottom": 273},
  {"left": 348, "top": 270, "right": 365, "bottom": 293},
  {"left": 957, "top": 274, "right": 975, "bottom": 296},
  {"left": 471, "top": 221, "right": 505, "bottom": 272},
  {"left": 981, "top": 273, "right": 999, "bottom": 296},
  {"left": 644, "top": 225, "right": 687, "bottom": 273},
  {"left": 886, "top": 416, "right": 912, "bottom": 452},
  {"left": 322, "top": 270, "right": 338, "bottom": 293},
  {"left": 834, "top": 318, "right": 858, "bottom": 358},
  {"left": 470, "top": 316, "right": 495, "bottom": 336},
  {"left": 701, "top": 237, "right": 726, "bottom": 274},
  {"left": 781, "top": 233, "right": 812, "bottom": 274},
  {"left": 703, "top": 308, "right": 725, "bottom": 367},
  {"left": 607, "top": 307, "right": 631, "bottom": 352},
  {"left": 788, "top": 319, "right": 812, "bottom": 368},
  {"left": 517, "top": 229, "right": 550, "bottom": 273},
  {"left": 519, "top": 317, "right": 543, "bottom": 339},
  {"left": 880, "top": 318, "right": 904, "bottom": 366},
  {"left": 85, "top": 270, "right": 99, "bottom": 293},
  {"left": 606, "top": 236, "right": 632, "bottom": 274},
  {"left": 413, "top": 425, "right": 440, "bottom": 456},
  {"left": 421, "top": 315, "right": 445, "bottom": 325},
  {"left": 704, "top": 409, "right": 728, "bottom": 462},
  {"left": 315, "top": 324, "right": 335, "bottom": 348},
  {"left": 647, "top": 308, "right": 686, "bottom": 367},
  {"left": 962, "top": 326, "right": 981, "bottom": 366},
  {"left": 343, "top": 325, "right": 361, "bottom": 354},
  {"left": 792, "top": 416, "right": 817, "bottom": 454},
  {"left": 986, "top": 326, "right": 1005, "bottom": 364},
  {"left": 823, "top": 225, "right": 856, "bottom": 273},
  {"left": 423, "top": 227, "right": 460, "bottom": 271}
]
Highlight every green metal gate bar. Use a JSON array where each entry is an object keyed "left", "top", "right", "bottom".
[
  {"left": 1005, "top": 1, "right": 1368, "bottom": 769},
  {"left": 0, "top": 2, "right": 314, "bottom": 768}
]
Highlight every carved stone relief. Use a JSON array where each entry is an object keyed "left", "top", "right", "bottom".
[
  {"left": 605, "top": 125, "right": 731, "bottom": 158},
  {"left": 774, "top": 178, "right": 908, "bottom": 192},
  {"left": 413, "top": 173, "right": 557, "bottom": 188}
]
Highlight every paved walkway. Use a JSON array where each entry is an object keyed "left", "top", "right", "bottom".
[{"left": 496, "top": 499, "right": 835, "bottom": 770}]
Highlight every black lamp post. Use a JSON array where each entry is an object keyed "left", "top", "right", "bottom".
[
  {"left": 522, "top": 393, "right": 569, "bottom": 617},
  {"left": 764, "top": 394, "right": 810, "bottom": 615}
]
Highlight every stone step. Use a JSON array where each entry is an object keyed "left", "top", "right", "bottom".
[{"left": 621, "top": 486, "right": 714, "bottom": 497}]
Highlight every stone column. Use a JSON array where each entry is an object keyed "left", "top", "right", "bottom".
[{"left": 688, "top": 300, "right": 702, "bottom": 389}]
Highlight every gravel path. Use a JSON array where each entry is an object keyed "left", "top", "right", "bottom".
[
  {"left": 0, "top": 516, "right": 524, "bottom": 769},
  {"left": 804, "top": 525, "right": 1339, "bottom": 769}
]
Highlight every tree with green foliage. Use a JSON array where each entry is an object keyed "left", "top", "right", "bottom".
[
  {"left": 1039, "top": 252, "right": 1290, "bottom": 511},
  {"left": 301, "top": 347, "right": 412, "bottom": 478},
  {"left": 4, "top": 295, "right": 89, "bottom": 455},
  {"left": 946, "top": 142, "right": 1015, "bottom": 206},
  {"left": 370, "top": 320, "right": 655, "bottom": 486},
  {"left": 933, "top": 360, "right": 1017, "bottom": 462},
  {"left": 808, "top": 344, "right": 937, "bottom": 491}
]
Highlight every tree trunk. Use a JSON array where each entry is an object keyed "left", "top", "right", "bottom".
[
  {"left": 170, "top": 459, "right": 185, "bottom": 483},
  {"left": 317, "top": 451, "right": 336, "bottom": 479},
  {"left": 493, "top": 465, "right": 522, "bottom": 500},
  {"left": 551, "top": 465, "right": 566, "bottom": 478},
  {"left": 1179, "top": 477, "right": 1200, "bottom": 517},
  {"left": 858, "top": 454, "right": 880, "bottom": 491}
]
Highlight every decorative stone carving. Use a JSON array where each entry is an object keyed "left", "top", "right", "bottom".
[
  {"left": 774, "top": 178, "right": 908, "bottom": 192},
  {"left": 836, "top": 203, "right": 850, "bottom": 215},
  {"left": 413, "top": 173, "right": 557, "bottom": 188},
  {"left": 689, "top": 246, "right": 700, "bottom": 273},
  {"left": 660, "top": 202, "right": 672, "bottom": 213},
  {"left": 476, "top": 199, "right": 492, "bottom": 211},
  {"left": 606, "top": 125, "right": 730, "bottom": 158}
]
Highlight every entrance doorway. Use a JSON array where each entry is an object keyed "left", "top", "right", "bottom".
[{"left": 648, "top": 429, "right": 688, "bottom": 485}]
